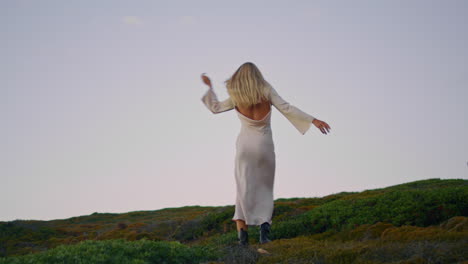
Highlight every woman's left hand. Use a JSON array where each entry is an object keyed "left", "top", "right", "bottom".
[
  {"left": 201, "top": 73, "right": 212, "bottom": 88},
  {"left": 312, "top": 119, "right": 331, "bottom": 135}
]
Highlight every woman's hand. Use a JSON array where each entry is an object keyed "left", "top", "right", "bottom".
[
  {"left": 312, "top": 119, "right": 331, "bottom": 135},
  {"left": 201, "top": 73, "right": 212, "bottom": 88}
]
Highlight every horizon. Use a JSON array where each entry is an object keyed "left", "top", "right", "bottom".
[{"left": 2, "top": 177, "right": 464, "bottom": 222}]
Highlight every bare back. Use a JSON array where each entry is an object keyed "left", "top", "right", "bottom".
[{"left": 235, "top": 99, "right": 271, "bottom": 121}]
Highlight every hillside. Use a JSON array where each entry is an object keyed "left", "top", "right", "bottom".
[{"left": 1, "top": 178, "right": 467, "bottom": 263}]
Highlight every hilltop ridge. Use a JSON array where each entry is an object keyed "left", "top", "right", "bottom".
[{"left": 1, "top": 178, "right": 467, "bottom": 263}]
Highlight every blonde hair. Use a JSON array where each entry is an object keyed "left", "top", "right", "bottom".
[{"left": 224, "top": 62, "right": 271, "bottom": 108}]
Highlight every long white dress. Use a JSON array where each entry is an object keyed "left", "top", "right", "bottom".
[{"left": 201, "top": 84, "right": 316, "bottom": 226}]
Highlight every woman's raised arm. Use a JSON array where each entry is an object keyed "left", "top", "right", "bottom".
[
  {"left": 201, "top": 86, "right": 235, "bottom": 114},
  {"left": 200, "top": 73, "right": 234, "bottom": 114}
]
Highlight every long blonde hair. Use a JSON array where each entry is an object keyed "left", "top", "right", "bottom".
[{"left": 224, "top": 62, "right": 271, "bottom": 108}]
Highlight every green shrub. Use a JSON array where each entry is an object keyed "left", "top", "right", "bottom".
[
  {"left": 0, "top": 238, "right": 220, "bottom": 264},
  {"left": 269, "top": 184, "right": 468, "bottom": 240},
  {"left": 173, "top": 206, "right": 234, "bottom": 241}
]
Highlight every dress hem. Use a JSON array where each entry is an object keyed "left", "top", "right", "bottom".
[{"left": 231, "top": 218, "right": 273, "bottom": 226}]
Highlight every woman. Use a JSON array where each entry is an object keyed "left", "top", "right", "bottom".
[{"left": 200, "top": 62, "right": 331, "bottom": 246}]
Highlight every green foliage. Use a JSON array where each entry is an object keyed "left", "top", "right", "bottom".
[
  {"left": 303, "top": 185, "right": 468, "bottom": 233},
  {"left": 267, "top": 179, "right": 468, "bottom": 241},
  {"left": 0, "top": 238, "right": 220, "bottom": 264},
  {"left": 0, "top": 223, "right": 28, "bottom": 238},
  {"left": 206, "top": 231, "right": 238, "bottom": 247},
  {"left": 1, "top": 177, "right": 467, "bottom": 263},
  {"left": 173, "top": 206, "right": 234, "bottom": 241},
  {"left": 257, "top": 217, "right": 468, "bottom": 264},
  {"left": 32, "top": 227, "right": 58, "bottom": 241},
  {"left": 270, "top": 214, "right": 314, "bottom": 239},
  {"left": 272, "top": 204, "right": 294, "bottom": 218},
  {"left": 200, "top": 206, "right": 234, "bottom": 231}
]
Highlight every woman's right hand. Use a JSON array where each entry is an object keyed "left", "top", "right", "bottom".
[
  {"left": 312, "top": 119, "right": 331, "bottom": 135},
  {"left": 201, "top": 73, "right": 212, "bottom": 88}
]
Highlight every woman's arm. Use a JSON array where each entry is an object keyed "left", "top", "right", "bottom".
[
  {"left": 200, "top": 73, "right": 234, "bottom": 114},
  {"left": 270, "top": 85, "right": 331, "bottom": 135},
  {"left": 270, "top": 85, "right": 316, "bottom": 135},
  {"left": 201, "top": 86, "right": 235, "bottom": 114}
]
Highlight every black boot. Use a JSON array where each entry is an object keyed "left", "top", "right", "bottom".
[
  {"left": 259, "top": 222, "right": 271, "bottom": 244},
  {"left": 238, "top": 227, "right": 249, "bottom": 246}
]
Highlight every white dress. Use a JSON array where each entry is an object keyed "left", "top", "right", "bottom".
[{"left": 201, "top": 84, "right": 316, "bottom": 226}]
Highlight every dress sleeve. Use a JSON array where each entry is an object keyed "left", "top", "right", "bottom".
[
  {"left": 269, "top": 85, "right": 316, "bottom": 135},
  {"left": 201, "top": 87, "right": 235, "bottom": 114}
]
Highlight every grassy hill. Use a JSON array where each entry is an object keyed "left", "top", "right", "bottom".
[{"left": 0, "top": 178, "right": 467, "bottom": 263}]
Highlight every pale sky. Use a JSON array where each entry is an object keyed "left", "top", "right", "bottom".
[{"left": 2, "top": 0, "right": 467, "bottom": 221}]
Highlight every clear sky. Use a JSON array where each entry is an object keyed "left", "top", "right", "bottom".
[{"left": 2, "top": 0, "right": 467, "bottom": 221}]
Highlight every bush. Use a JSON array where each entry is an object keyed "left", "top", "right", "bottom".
[
  {"left": 0, "top": 238, "right": 220, "bottom": 264},
  {"left": 173, "top": 206, "right": 234, "bottom": 241},
  {"left": 269, "top": 185, "right": 468, "bottom": 240}
]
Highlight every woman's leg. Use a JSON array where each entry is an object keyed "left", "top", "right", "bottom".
[
  {"left": 235, "top": 219, "right": 248, "bottom": 232},
  {"left": 259, "top": 222, "right": 272, "bottom": 244}
]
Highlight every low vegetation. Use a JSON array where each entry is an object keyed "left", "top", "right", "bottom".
[{"left": 1, "top": 178, "right": 466, "bottom": 263}]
